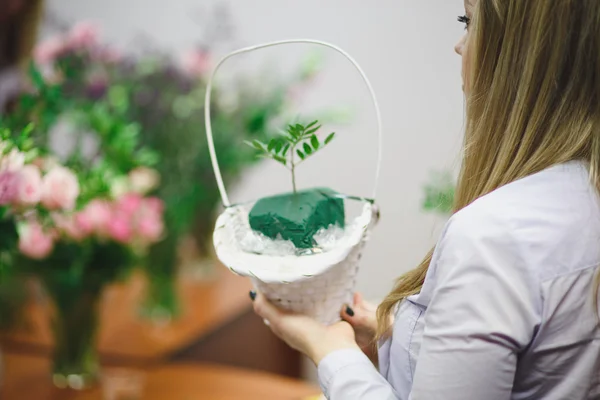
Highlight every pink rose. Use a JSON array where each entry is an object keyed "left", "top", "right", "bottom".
[
  {"left": 77, "top": 199, "right": 112, "bottom": 235},
  {"left": 15, "top": 165, "right": 42, "bottom": 207},
  {"left": 144, "top": 197, "right": 164, "bottom": 215},
  {"left": 53, "top": 213, "right": 87, "bottom": 241},
  {"left": 107, "top": 213, "right": 132, "bottom": 243},
  {"left": 34, "top": 36, "right": 68, "bottom": 65},
  {"left": 68, "top": 21, "right": 99, "bottom": 50},
  {"left": 0, "top": 171, "right": 18, "bottom": 205},
  {"left": 116, "top": 193, "right": 143, "bottom": 216},
  {"left": 180, "top": 49, "right": 211, "bottom": 77},
  {"left": 136, "top": 213, "right": 164, "bottom": 242},
  {"left": 18, "top": 222, "right": 54, "bottom": 260},
  {"left": 41, "top": 166, "right": 80, "bottom": 210},
  {"left": 0, "top": 149, "right": 25, "bottom": 172},
  {"left": 131, "top": 197, "right": 164, "bottom": 243}
]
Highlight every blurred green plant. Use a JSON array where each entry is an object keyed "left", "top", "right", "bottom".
[{"left": 422, "top": 171, "right": 455, "bottom": 215}]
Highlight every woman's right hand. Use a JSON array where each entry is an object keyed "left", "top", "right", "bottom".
[{"left": 340, "top": 293, "right": 379, "bottom": 364}]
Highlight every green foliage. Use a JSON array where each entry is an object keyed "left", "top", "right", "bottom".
[
  {"left": 2, "top": 62, "right": 160, "bottom": 206},
  {"left": 245, "top": 120, "right": 336, "bottom": 193},
  {"left": 0, "top": 60, "right": 159, "bottom": 311},
  {"left": 422, "top": 171, "right": 455, "bottom": 215}
]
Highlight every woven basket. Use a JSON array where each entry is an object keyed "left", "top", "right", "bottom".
[{"left": 205, "top": 40, "right": 383, "bottom": 325}]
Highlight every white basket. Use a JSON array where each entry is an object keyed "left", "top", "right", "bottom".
[{"left": 205, "top": 39, "right": 383, "bottom": 325}]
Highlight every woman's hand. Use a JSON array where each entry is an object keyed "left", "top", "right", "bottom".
[
  {"left": 341, "top": 293, "right": 380, "bottom": 364},
  {"left": 252, "top": 292, "right": 360, "bottom": 365}
]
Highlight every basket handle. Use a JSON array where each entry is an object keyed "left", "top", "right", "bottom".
[{"left": 204, "top": 39, "right": 383, "bottom": 207}]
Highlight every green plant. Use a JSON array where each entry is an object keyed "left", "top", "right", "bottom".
[
  {"left": 422, "top": 171, "right": 455, "bottom": 215},
  {"left": 246, "top": 120, "right": 335, "bottom": 193}
]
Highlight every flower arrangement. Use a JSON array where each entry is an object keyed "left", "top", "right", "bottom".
[{"left": 0, "top": 23, "right": 166, "bottom": 384}]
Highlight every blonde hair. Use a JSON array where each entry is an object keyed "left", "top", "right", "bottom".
[{"left": 377, "top": 0, "right": 600, "bottom": 337}]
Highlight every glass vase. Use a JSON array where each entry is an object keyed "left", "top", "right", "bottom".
[
  {"left": 48, "top": 285, "right": 102, "bottom": 390},
  {"left": 140, "top": 233, "right": 181, "bottom": 324},
  {"left": 140, "top": 272, "right": 180, "bottom": 325}
]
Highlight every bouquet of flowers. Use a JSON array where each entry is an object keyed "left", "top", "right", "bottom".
[{"left": 1, "top": 35, "right": 165, "bottom": 386}]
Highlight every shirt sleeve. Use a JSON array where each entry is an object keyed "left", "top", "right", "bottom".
[
  {"left": 318, "top": 349, "right": 399, "bottom": 399},
  {"left": 408, "top": 210, "right": 541, "bottom": 399}
]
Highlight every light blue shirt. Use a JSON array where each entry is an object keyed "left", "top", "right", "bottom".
[{"left": 318, "top": 161, "right": 600, "bottom": 399}]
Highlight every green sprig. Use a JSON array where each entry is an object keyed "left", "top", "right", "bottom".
[{"left": 245, "top": 120, "right": 336, "bottom": 193}]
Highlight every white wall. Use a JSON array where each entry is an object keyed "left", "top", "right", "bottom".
[{"left": 44, "top": 0, "right": 465, "bottom": 300}]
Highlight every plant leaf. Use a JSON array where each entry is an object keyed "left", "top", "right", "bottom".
[
  {"left": 252, "top": 139, "right": 266, "bottom": 151},
  {"left": 268, "top": 138, "right": 277, "bottom": 152},
  {"left": 282, "top": 144, "right": 291, "bottom": 156},
  {"left": 305, "top": 120, "right": 319, "bottom": 130},
  {"left": 288, "top": 125, "right": 300, "bottom": 139},
  {"left": 303, "top": 143, "right": 313, "bottom": 155},
  {"left": 296, "top": 149, "right": 305, "bottom": 160},
  {"left": 274, "top": 140, "right": 283, "bottom": 154},
  {"left": 310, "top": 135, "right": 319, "bottom": 150},
  {"left": 324, "top": 132, "right": 336, "bottom": 145},
  {"left": 305, "top": 125, "right": 321, "bottom": 136},
  {"left": 273, "top": 155, "right": 287, "bottom": 165}
]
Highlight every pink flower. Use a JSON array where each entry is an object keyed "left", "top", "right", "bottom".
[
  {"left": 77, "top": 199, "right": 112, "bottom": 235},
  {"left": 0, "top": 148, "right": 25, "bottom": 172},
  {"left": 116, "top": 193, "right": 143, "bottom": 216},
  {"left": 136, "top": 216, "right": 164, "bottom": 242},
  {"left": 34, "top": 36, "right": 68, "bottom": 65},
  {"left": 128, "top": 167, "right": 160, "bottom": 194},
  {"left": 15, "top": 165, "right": 42, "bottom": 207},
  {"left": 68, "top": 21, "right": 99, "bottom": 50},
  {"left": 98, "top": 47, "right": 122, "bottom": 63},
  {"left": 18, "top": 222, "right": 54, "bottom": 260},
  {"left": 107, "top": 213, "right": 132, "bottom": 243},
  {"left": 53, "top": 213, "right": 87, "bottom": 241},
  {"left": 144, "top": 197, "right": 164, "bottom": 215},
  {"left": 41, "top": 166, "right": 80, "bottom": 210},
  {"left": 131, "top": 197, "right": 164, "bottom": 243},
  {"left": 180, "top": 49, "right": 211, "bottom": 77},
  {"left": 0, "top": 171, "right": 18, "bottom": 205}
]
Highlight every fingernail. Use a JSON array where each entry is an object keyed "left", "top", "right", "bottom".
[
  {"left": 345, "top": 306, "right": 355, "bottom": 317},
  {"left": 249, "top": 291, "right": 257, "bottom": 301}
]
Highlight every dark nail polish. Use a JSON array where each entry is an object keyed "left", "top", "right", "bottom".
[
  {"left": 249, "top": 291, "right": 257, "bottom": 301},
  {"left": 346, "top": 306, "right": 355, "bottom": 317}
]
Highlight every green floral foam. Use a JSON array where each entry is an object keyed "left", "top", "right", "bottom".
[{"left": 248, "top": 188, "right": 345, "bottom": 249}]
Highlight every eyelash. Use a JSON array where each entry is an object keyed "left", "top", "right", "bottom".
[{"left": 458, "top": 15, "right": 471, "bottom": 29}]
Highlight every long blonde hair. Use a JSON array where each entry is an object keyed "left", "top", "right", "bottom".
[{"left": 377, "top": 0, "right": 600, "bottom": 337}]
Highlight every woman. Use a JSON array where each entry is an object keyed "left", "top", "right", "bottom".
[{"left": 252, "top": 0, "right": 600, "bottom": 398}]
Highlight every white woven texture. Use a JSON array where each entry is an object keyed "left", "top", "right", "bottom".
[
  {"left": 214, "top": 203, "right": 378, "bottom": 325},
  {"left": 251, "top": 242, "right": 363, "bottom": 325}
]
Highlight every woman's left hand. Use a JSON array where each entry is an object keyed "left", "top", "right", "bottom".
[{"left": 252, "top": 291, "right": 360, "bottom": 365}]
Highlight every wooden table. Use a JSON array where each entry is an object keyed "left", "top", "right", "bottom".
[
  {"left": 1, "top": 353, "right": 321, "bottom": 400},
  {"left": 1, "top": 267, "right": 253, "bottom": 364}
]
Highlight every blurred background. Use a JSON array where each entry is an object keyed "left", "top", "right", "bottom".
[{"left": 0, "top": 0, "right": 463, "bottom": 399}]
